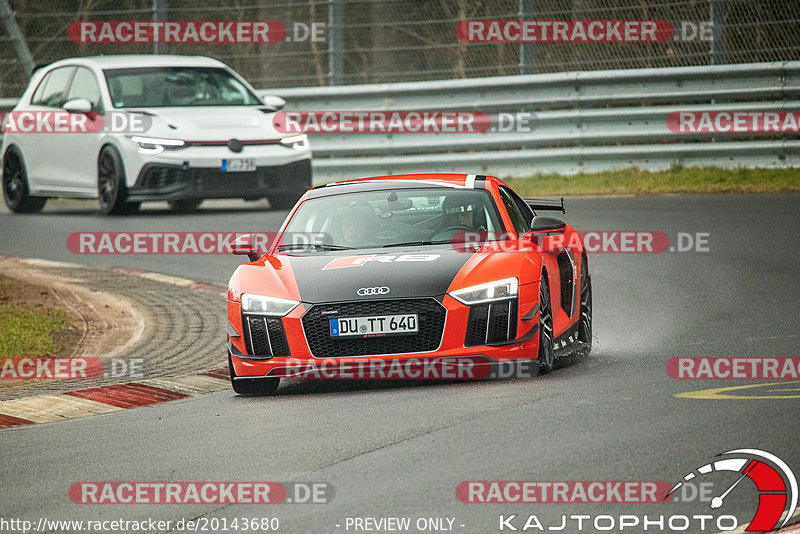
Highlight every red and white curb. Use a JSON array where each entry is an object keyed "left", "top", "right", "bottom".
[
  {"left": 0, "top": 257, "right": 230, "bottom": 429},
  {"left": 0, "top": 366, "right": 230, "bottom": 429}
]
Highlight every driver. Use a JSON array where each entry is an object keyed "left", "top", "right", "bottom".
[
  {"left": 441, "top": 195, "right": 483, "bottom": 231},
  {"left": 337, "top": 204, "right": 377, "bottom": 247}
]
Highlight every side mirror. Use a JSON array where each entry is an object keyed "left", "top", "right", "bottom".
[
  {"left": 232, "top": 234, "right": 260, "bottom": 262},
  {"left": 63, "top": 99, "right": 93, "bottom": 113},
  {"left": 530, "top": 216, "right": 567, "bottom": 236},
  {"left": 261, "top": 95, "right": 286, "bottom": 110}
]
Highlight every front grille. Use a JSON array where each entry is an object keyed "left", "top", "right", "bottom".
[
  {"left": 487, "top": 300, "right": 516, "bottom": 343},
  {"left": 191, "top": 159, "right": 311, "bottom": 194},
  {"left": 244, "top": 316, "right": 291, "bottom": 357},
  {"left": 135, "top": 159, "right": 311, "bottom": 195},
  {"left": 266, "top": 318, "right": 290, "bottom": 356},
  {"left": 302, "top": 298, "right": 446, "bottom": 357},
  {"left": 247, "top": 316, "right": 270, "bottom": 355},
  {"left": 465, "top": 299, "right": 518, "bottom": 346},
  {"left": 557, "top": 252, "right": 574, "bottom": 316},
  {"left": 466, "top": 304, "right": 490, "bottom": 346}
]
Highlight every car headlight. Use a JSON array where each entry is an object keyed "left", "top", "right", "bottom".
[
  {"left": 449, "top": 277, "right": 519, "bottom": 305},
  {"left": 127, "top": 135, "right": 186, "bottom": 155},
  {"left": 279, "top": 133, "right": 309, "bottom": 151},
  {"left": 240, "top": 294, "right": 299, "bottom": 316}
]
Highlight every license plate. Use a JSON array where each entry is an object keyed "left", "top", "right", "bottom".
[
  {"left": 222, "top": 158, "right": 256, "bottom": 172},
  {"left": 330, "top": 314, "right": 418, "bottom": 337}
]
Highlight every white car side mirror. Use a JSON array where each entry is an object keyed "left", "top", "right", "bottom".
[
  {"left": 261, "top": 95, "right": 285, "bottom": 110},
  {"left": 63, "top": 99, "right": 93, "bottom": 113}
]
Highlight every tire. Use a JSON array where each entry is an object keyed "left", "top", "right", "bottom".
[
  {"left": 97, "top": 145, "right": 134, "bottom": 215},
  {"left": 578, "top": 254, "right": 593, "bottom": 352},
  {"left": 2, "top": 148, "right": 47, "bottom": 213},
  {"left": 228, "top": 352, "right": 279, "bottom": 396},
  {"left": 168, "top": 199, "right": 203, "bottom": 213},
  {"left": 537, "top": 272, "right": 555, "bottom": 375},
  {"left": 268, "top": 193, "right": 298, "bottom": 210}
]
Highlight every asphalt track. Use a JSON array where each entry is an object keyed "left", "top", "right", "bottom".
[{"left": 0, "top": 194, "right": 798, "bottom": 534}]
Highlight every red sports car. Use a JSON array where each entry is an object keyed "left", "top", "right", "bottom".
[{"left": 226, "top": 173, "right": 591, "bottom": 395}]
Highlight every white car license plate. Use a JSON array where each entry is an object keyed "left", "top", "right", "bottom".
[
  {"left": 330, "top": 314, "right": 418, "bottom": 337},
  {"left": 222, "top": 158, "right": 256, "bottom": 172}
]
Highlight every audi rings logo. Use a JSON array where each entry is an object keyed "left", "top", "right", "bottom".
[{"left": 357, "top": 286, "right": 390, "bottom": 296}]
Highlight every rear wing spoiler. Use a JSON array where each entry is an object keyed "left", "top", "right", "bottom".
[{"left": 524, "top": 197, "right": 565, "bottom": 214}]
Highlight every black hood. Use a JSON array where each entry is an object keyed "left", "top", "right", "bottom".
[{"left": 280, "top": 245, "right": 473, "bottom": 303}]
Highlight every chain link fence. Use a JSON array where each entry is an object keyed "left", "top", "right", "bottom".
[{"left": 2, "top": 0, "right": 800, "bottom": 97}]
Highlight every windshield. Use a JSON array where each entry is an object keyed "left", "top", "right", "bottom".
[
  {"left": 104, "top": 67, "right": 262, "bottom": 108},
  {"left": 278, "top": 187, "right": 506, "bottom": 251}
]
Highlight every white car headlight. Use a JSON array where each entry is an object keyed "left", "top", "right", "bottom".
[
  {"left": 279, "top": 133, "right": 309, "bottom": 151},
  {"left": 240, "top": 294, "right": 299, "bottom": 316},
  {"left": 449, "top": 277, "right": 519, "bottom": 305},
  {"left": 127, "top": 135, "right": 186, "bottom": 155}
]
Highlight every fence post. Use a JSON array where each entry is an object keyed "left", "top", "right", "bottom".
[
  {"left": 518, "top": 0, "right": 535, "bottom": 75},
  {"left": 153, "top": 0, "right": 167, "bottom": 55},
  {"left": 328, "top": 0, "right": 344, "bottom": 85},
  {"left": 709, "top": 0, "right": 726, "bottom": 65},
  {"left": 0, "top": 0, "right": 35, "bottom": 76}
]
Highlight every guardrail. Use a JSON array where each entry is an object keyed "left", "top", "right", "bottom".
[
  {"left": 267, "top": 61, "right": 800, "bottom": 181},
  {"left": 3, "top": 62, "right": 799, "bottom": 182}
]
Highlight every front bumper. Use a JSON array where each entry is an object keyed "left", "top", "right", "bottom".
[
  {"left": 227, "top": 295, "right": 541, "bottom": 379},
  {"left": 127, "top": 158, "right": 311, "bottom": 202}
]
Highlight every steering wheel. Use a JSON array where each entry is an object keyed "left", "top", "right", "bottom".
[
  {"left": 432, "top": 225, "right": 474, "bottom": 240},
  {"left": 438, "top": 225, "right": 473, "bottom": 233}
]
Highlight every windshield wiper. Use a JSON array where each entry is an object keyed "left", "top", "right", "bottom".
[
  {"left": 277, "top": 243, "right": 355, "bottom": 252},
  {"left": 382, "top": 240, "right": 451, "bottom": 248}
]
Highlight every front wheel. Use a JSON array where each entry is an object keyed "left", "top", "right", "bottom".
[
  {"left": 228, "top": 352, "right": 280, "bottom": 396},
  {"left": 3, "top": 148, "right": 47, "bottom": 213},
  {"left": 97, "top": 146, "right": 134, "bottom": 215},
  {"left": 537, "top": 273, "right": 555, "bottom": 374}
]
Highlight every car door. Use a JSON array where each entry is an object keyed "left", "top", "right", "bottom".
[
  {"left": 17, "top": 66, "right": 75, "bottom": 191},
  {"left": 498, "top": 184, "right": 575, "bottom": 333},
  {"left": 54, "top": 66, "right": 105, "bottom": 193}
]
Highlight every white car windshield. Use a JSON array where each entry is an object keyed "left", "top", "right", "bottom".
[
  {"left": 278, "top": 187, "right": 506, "bottom": 251},
  {"left": 104, "top": 67, "right": 262, "bottom": 108}
]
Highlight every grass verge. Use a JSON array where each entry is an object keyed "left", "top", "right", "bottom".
[
  {"left": 503, "top": 166, "right": 800, "bottom": 196},
  {"left": 0, "top": 275, "right": 70, "bottom": 358}
]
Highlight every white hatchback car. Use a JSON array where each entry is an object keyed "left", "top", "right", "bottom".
[{"left": 1, "top": 55, "right": 311, "bottom": 214}]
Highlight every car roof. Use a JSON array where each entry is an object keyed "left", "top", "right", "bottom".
[
  {"left": 305, "top": 173, "right": 499, "bottom": 199},
  {"left": 43, "top": 55, "right": 227, "bottom": 70}
]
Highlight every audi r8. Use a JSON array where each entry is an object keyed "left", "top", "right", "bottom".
[{"left": 226, "top": 173, "right": 592, "bottom": 395}]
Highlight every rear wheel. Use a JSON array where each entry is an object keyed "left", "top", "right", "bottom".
[
  {"left": 2, "top": 148, "right": 47, "bottom": 213},
  {"left": 228, "top": 352, "right": 279, "bottom": 396},
  {"left": 537, "top": 273, "right": 555, "bottom": 374},
  {"left": 168, "top": 199, "right": 203, "bottom": 213},
  {"left": 578, "top": 254, "right": 592, "bottom": 352},
  {"left": 98, "top": 146, "right": 134, "bottom": 215}
]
